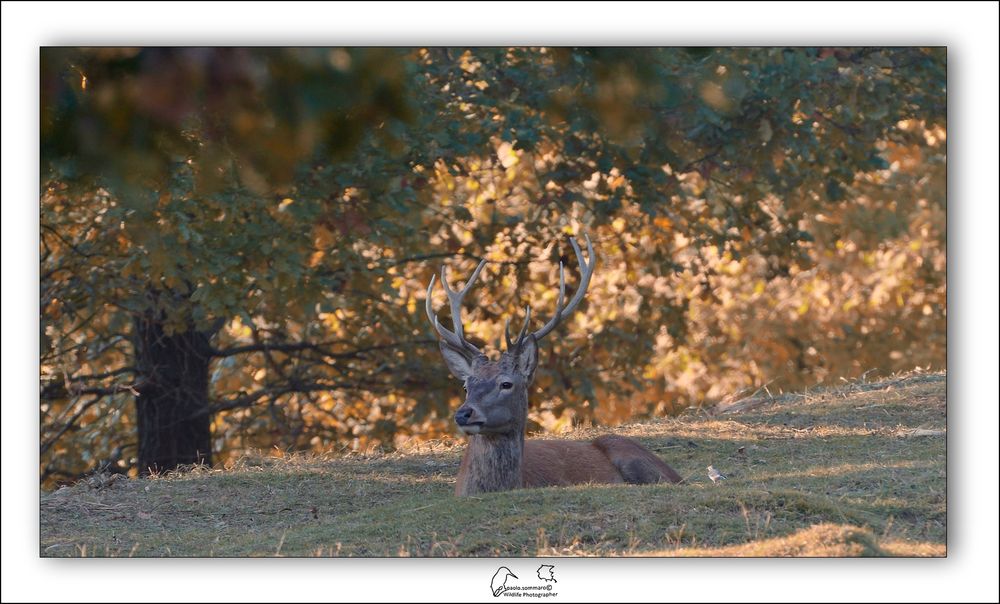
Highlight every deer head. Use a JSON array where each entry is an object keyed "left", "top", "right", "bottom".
[{"left": 426, "top": 235, "right": 596, "bottom": 437}]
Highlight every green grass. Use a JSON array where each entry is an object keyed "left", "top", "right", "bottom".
[{"left": 39, "top": 371, "right": 946, "bottom": 557}]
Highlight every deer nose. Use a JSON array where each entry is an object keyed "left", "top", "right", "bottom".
[{"left": 455, "top": 406, "right": 473, "bottom": 425}]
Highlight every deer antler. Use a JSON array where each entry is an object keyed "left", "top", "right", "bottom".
[
  {"left": 426, "top": 258, "right": 487, "bottom": 358},
  {"left": 428, "top": 235, "right": 596, "bottom": 355},
  {"left": 505, "top": 233, "right": 596, "bottom": 348}
]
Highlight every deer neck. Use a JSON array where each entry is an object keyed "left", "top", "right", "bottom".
[{"left": 460, "top": 429, "right": 525, "bottom": 495}]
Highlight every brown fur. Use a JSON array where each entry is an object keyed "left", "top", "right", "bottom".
[
  {"left": 455, "top": 436, "right": 682, "bottom": 495},
  {"left": 521, "top": 440, "right": 625, "bottom": 487},
  {"left": 592, "top": 435, "right": 684, "bottom": 484}
]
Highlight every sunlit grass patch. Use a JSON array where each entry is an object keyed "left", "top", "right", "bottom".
[
  {"left": 656, "top": 523, "right": 945, "bottom": 557},
  {"left": 40, "top": 371, "right": 945, "bottom": 557}
]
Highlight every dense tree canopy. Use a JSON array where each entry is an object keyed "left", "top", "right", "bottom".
[{"left": 40, "top": 47, "right": 946, "bottom": 483}]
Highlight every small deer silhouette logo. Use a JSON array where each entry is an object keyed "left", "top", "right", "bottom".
[
  {"left": 491, "top": 566, "right": 518, "bottom": 596},
  {"left": 537, "top": 564, "right": 556, "bottom": 582}
]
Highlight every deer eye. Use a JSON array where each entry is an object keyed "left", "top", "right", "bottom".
[{"left": 500, "top": 381, "right": 513, "bottom": 390}]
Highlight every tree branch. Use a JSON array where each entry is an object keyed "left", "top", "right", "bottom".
[
  {"left": 40, "top": 223, "right": 100, "bottom": 259},
  {"left": 679, "top": 145, "right": 724, "bottom": 175},
  {"left": 40, "top": 395, "right": 105, "bottom": 455},
  {"left": 210, "top": 341, "right": 337, "bottom": 358},
  {"left": 210, "top": 339, "right": 436, "bottom": 359},
  {"left": 41, "top": 379, "right": 144, "bottom": 401},
  {"left": 66, "top": 367, "right": 138, "bottom": 383},
  {"left": 205, "top": 380, "right": 369, "bottom": 415},
  {"left": 813, "top": 110, "right": 862, "bottom": 137}
]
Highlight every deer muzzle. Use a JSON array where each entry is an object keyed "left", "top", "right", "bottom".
[{"left": 455, "top": 405, "right": 485, "bottom": 434}]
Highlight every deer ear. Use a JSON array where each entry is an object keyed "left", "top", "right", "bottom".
[
  {"left": 439, "top": 341, "right": 475, "bottom": 381},
  {"left": 514, "top": 334, "right": 539, "bottom": 382}
]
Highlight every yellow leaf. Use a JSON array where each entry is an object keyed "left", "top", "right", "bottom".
[{"left": 314, "top": 226, "right": 336, "bottom": 249}]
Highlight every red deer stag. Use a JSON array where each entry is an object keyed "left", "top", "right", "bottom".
[{"left": 426, "top": 234, "right": 683, "bottom": 496}]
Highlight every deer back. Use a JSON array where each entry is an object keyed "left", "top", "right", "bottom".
[{"left": 521, "top": 440, "right": 625, "bottom": 487}]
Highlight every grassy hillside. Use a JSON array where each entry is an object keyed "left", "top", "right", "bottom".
[{"left": 40, "top": 371, "right": 946, "bottom": 557}]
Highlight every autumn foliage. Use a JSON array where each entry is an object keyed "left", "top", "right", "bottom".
[{"left": 40, "top": 48, "right": 946, "bottom": 483}]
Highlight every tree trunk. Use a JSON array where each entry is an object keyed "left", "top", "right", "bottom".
[{"left": 133, "top": 313, "right": 213, "bottom": 474}]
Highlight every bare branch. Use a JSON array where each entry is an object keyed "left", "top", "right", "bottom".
[
  {"left": 206, "top": 380, "right": 365, "bottom": 415},
  {"left": 41, "top": 379, "right": 145, "bottom": 401},
  {"left": 211, "top": 339, "right": 435, "bottom": 359},
  {"left": 40, "top": 395, "right": 105, "bottom": 455},
  {"left": 211, "top": 341, "right": 338, "bottom": 358}
]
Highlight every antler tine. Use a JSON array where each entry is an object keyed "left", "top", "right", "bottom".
[
  {"left": 528, "top": 233, "right": 596, "bottom": 343},
  {"left": 529, "top": 260, "right": 566, "bottom": 343},
  {"left": 426, "top": 258, "right": 487, "bottom": 357},
  {"left": 425, "top": 275, "right": 463, "bottom": 352},
  {"left": 504, "top": 306, "right": 531, "bottom": 351},
  {"left": 440, "top": 259, "right": 487, "bottom": 343}
]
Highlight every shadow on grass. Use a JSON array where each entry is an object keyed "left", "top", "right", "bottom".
[{"left": 40, "top": 372, "right": 946, "bottom": 557}]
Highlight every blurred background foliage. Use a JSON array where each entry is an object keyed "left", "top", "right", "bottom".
[{"left": 40, "top": 47, "right": 946, "bottom": 485}]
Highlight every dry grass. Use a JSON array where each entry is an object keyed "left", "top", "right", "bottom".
[
  {"left": 40, "top": 370, "right": 946, "bottom": 557},
  {"left": 655, "top": 523, "right": 945, "bottom": 557}
]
